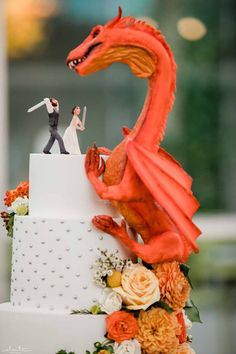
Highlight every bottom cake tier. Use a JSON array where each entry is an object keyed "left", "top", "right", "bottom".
[{"left": 0, "top": 302, "right": 106, "bottom": 354}]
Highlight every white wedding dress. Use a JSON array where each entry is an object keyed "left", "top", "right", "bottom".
[{"left": 63, "top": 116, "right": 82, "bottom": 154}]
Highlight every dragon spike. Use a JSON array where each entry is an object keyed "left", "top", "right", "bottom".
[{"left": 106, "top": 6, "right": 122, "bottom": 28}]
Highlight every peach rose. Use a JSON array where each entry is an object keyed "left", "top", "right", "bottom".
[
  {"left": 113, "top": 264, "right": 160, "bottom": 310},
  {"left": 106, "top": 311, "right": 138, "bottom": 343}
]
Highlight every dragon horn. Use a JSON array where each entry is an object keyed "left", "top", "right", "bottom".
[{"left": 106, "top": 6, "right": 122, "bottom": 28}]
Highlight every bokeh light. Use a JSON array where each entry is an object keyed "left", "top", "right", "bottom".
[
  {"left": 6, "top": 0, "right": 59, "bottom": 58},
  {"left": 177, "top": 17, "right": 207, "bottom": 41}
]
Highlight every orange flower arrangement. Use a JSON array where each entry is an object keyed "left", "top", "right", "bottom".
[
  {"left": 106, "top": 311, "right": 138, "bottom": 343},
  {"left": 175, "top": 343, "right": 196, "bottom": 354},
  {"left": 135, "top": 307, "right": 181, "bottom": 354},
  {"left": 4, "top": 181, "right": 29, "bottom": 207},
  {"left": 152, "top": 261, "right": 191, "bottom": 310}
]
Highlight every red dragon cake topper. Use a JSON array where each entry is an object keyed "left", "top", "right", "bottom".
[{"left": 66, "top": 7, "right": 201, "bottom": 264}]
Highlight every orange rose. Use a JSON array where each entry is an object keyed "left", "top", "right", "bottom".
[{"left": 106, "top": 311, "right": 138, "bottom": 343}]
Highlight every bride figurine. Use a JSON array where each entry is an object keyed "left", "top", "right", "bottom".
[{"left": 63, "top": 105, "right": 85, "bottom": 154}]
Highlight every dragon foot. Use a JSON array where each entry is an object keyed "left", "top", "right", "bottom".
[
  {"left": 92, "top": 216, "right": 185, "bottom": 264},
  {"left": 92, "top": 215, "right": 127, "bottom": 238},
  {"left": 85, "top": 145, "right": 105, "bottom": 177}
]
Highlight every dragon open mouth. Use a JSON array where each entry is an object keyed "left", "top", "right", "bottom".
[{"left": 67, "top": 42, "right": 102, "bottom": 70}]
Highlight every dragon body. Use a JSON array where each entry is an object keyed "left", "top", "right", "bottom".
[{"left": 67, "top": 8, "right": 201, "bottom": 264}]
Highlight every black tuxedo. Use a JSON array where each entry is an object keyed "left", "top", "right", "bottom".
[{"left": 43, "top": 110, "right": 68, "bottom": 154}]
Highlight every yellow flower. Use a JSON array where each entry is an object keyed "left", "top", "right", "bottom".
[
  {"left": 107, "top": 270, "right": 122, "bottom": 288},
  {"left": 15, "top": 204, "right": 28, "bottom": 216},
  {"left": 153, "top": 261, "right": 191, "bottom": 311}
]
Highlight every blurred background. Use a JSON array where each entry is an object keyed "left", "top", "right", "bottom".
[{"left": 0, "top": 0, "right": 236, "bottom": 353}]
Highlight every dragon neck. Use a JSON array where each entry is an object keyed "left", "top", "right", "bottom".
[{"left": 130, "top": 42, "right": 176, "bottom": 150}]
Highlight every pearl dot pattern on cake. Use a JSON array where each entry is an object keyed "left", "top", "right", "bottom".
[{"left": 10, "top": 215, "right": 135, "bottom": 313}]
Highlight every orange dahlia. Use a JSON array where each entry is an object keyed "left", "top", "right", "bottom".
[
  {"left": 135, "top": 307, "right": 181, "bottom": 354},
  {"left": 175, "top": 343, "right": 196, "bottom": 354},
  {"left": 4, "top": 181, "right": 29, "bottom": 207},
  {"left": 152, "top": 261, "right": 191, "bottom": 310},
  {"left": 106, "top": 311, "right": 138, "bottom": 343}
]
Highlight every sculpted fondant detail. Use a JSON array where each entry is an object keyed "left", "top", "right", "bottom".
[{"left": 67, "top": 7, "right": 201, "bottom": 264}]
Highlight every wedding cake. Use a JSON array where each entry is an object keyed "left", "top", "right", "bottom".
[{"left": 0, "top": 154, "right": 135, "bottom": 353}]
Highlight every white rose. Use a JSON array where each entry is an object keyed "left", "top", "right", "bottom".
[
  {"left": 113, "top": 263, "right": 160, "bottom": 310},
  {"left": 99, "top": 288, "right": 122, "bottom": 314},
  {"left": 8, "top": 197, "right": 28, "bottom": 215},
  {"left": 114, "top": 339, "right": 141, "bottom": 354}
]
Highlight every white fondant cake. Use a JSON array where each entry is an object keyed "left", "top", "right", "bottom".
[
  {"left": 29, "top": 154, "right": 119, "bottom": 218},
  {"left": 11, "top": 215, "right": 133, "bottom": 313},
  {"left": 0, "top": 154, "right": 134, "bottom": 353},
  {"left": 0, "top": 303, "right": 106, "bottom": 353}
]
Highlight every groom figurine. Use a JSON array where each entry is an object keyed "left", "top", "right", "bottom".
[{"left": 43, "top": 97, "right": 69, "bottom": 154}]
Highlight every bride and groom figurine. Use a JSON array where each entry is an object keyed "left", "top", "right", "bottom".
[{"left": 28, "top": 97, "right": 85, "bottom": 154}]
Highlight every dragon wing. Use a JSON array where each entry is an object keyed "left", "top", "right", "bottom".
[{"left": 126, "top": 140, "right": 201, "bottom": 252}]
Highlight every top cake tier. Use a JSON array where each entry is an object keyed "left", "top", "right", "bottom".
[{"left": 29, "top": 154, "right": 119, "bottom": 218}]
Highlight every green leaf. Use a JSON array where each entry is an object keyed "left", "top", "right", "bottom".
[
  {"left": 184, "top": 300, "right": 202, "bottom": 323},
  {"left": 90, "top": 305, "right": 102, "bottom": 315},
  {"left": 1, "top": 213, "right": 15, "bottom": 238},
  {"left": 180, "top": 263, "right": 193, "bottom": 288},
  {"left": 156, "top": 301, "right": 173, "bottom": 313},
  {"left": 55, "top": 351, "right": 75, "bottom": 354}
]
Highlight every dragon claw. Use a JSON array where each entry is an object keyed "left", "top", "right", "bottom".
[
  {"left": 85, "top": 145, "right": 105, "bottom": 177},
  {"left": 92, "top": 215, "right": 125, "bottom": 237}
]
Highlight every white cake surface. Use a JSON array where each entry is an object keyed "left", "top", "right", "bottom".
[
  {"left": 3, "top": 153, "right": 135, "bottom": 351},
  {"left": 29, "top": 154, "right": 119, "bottom": 218},
  {"left": 0, "top": 303, "right": 106, "bottom": 354},
  {"left": 11, "top": 215, "right": 134, "bottom": 313}
]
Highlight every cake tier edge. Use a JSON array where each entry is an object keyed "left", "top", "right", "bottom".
[{"left": 0, "top": 302, "right": 106, "bottom": 354}]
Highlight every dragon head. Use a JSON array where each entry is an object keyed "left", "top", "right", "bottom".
[{"left": 66, "top": 7, "right": 159, "bottom": 79}]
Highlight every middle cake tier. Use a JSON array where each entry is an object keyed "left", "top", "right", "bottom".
[{"left": 11, "top": 215, "right": 134, "bottom": 313}]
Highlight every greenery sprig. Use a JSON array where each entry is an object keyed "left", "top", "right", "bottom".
[
  {"left": 0, "top": 212, "right": 14, "bottom": 238},
  {"left": 86, "top": 340, "right": 114, "bottom": 354}
]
